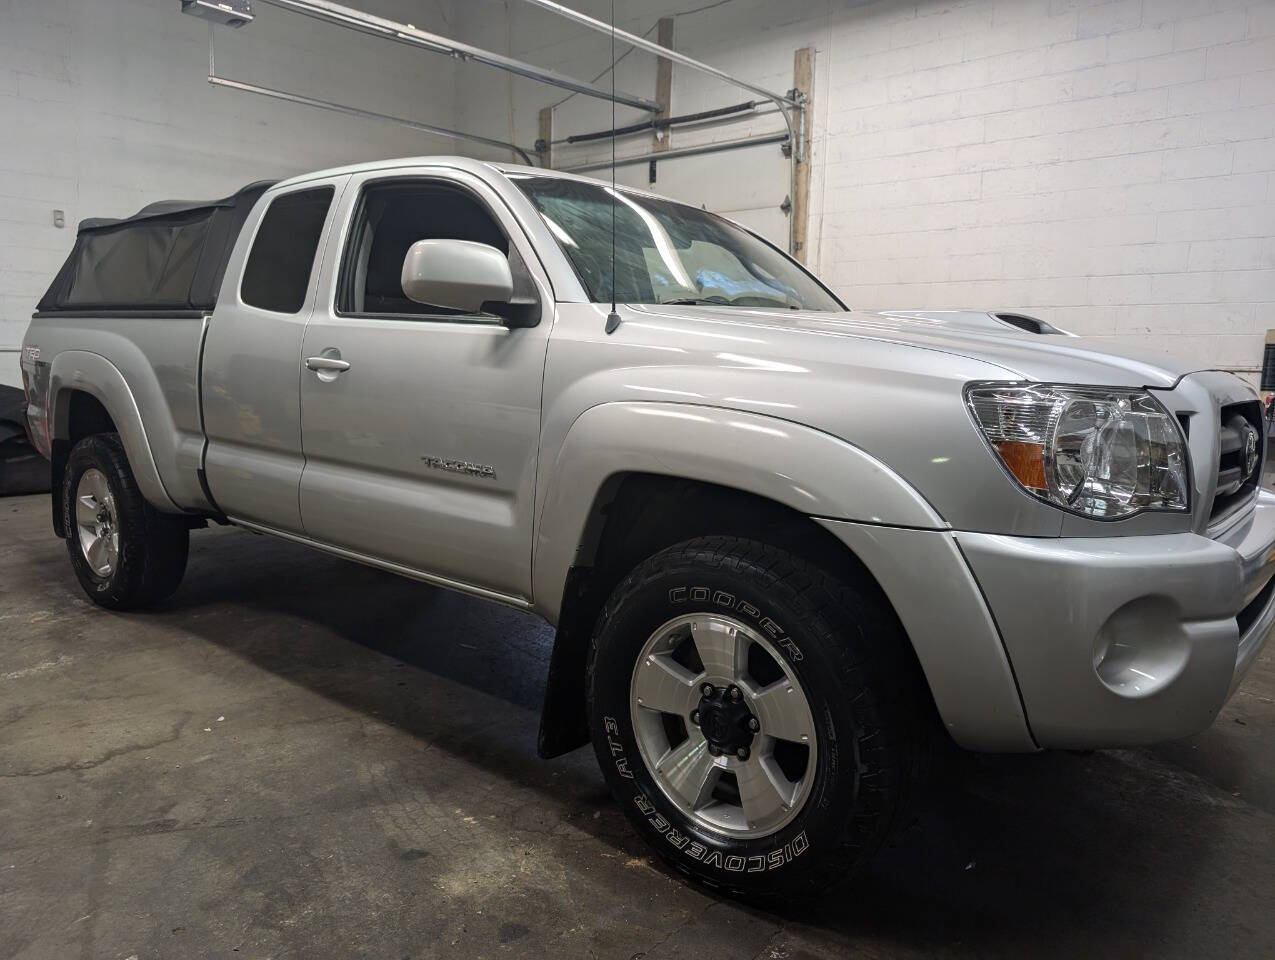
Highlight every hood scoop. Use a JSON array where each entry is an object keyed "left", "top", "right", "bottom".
[
  {"left": 875, "top": 309, "right": 1072, "bottom": 337},
  {"left": 992, "top": 312, "right": 1071, "bottom": 336}
]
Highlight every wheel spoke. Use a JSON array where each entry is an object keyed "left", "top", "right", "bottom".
[
  {"left": 689, "top": 618, "right": 746, "bottom": 682},
  {"left": 86, "top": 535, "right": 109, "bottom": 573},
  {"left": 76, "top": 494, "right": 98, "bottom": 529},
  {"left": 105, "top": 534, "right": 119, "bottom": 570},
  {"left": 634, "top": 651, "right": 700, "bottom": 717},
  {"left": 656, "top": 737, "right": 719, "bottom": 811},
  {"left": 750, "top": 679, "right": 815, "bottom": 745},
  {"left": 88, "top": 470, "right": 108, "bottom": 505},
  {"left": 736, "top": 754, "right": 796, "bottom": 828}
]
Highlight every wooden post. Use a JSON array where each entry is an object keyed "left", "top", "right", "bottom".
[
  {"left": 791, "top": 46, "right": 814, "bottom": 263},
  {"left": 654, "top": 17, "right": 675, "bottom": 152},
  {"left": 651, "top": 17, "right": 674, "bottom": 180},
  {"left": 537, "top": 106, "right": 554, "bottom": 169}
]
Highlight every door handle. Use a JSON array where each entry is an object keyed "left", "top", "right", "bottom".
[{"left": 305, "top": 356, "right": 351, "bottom": 373}]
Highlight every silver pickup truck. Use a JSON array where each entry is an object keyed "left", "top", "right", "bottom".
[{"left": 20, "top": 155, "right": 1275, "bottom": 900}]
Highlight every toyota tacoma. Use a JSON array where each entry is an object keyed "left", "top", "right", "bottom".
[{"left": 20, "top": 156, "right": 1275, "bottom": 900}]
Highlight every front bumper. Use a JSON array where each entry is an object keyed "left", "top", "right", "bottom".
[{"left": 959, "top": 490, "right": 1275, "bottom": 749}]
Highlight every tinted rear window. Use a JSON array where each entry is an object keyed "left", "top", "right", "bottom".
[{"left": 240, "top": 187, "right": 334, "bottom": 314}]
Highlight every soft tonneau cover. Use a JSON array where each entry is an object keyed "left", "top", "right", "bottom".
[{"left": 37, "top": 180, "right": 276, "bottom": 314}]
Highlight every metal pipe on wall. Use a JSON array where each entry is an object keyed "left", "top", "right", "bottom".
[
  {"left": 561, "top": 100, "right": 761, "bottom": 145},
  {"left": 515, "top": 0, "right": 798, "bottom": 109},
  {"left": 255, "top": 0, "right": 663, "bottom": 113},
  {"left": 207, "top": 75, "right": 538, "bottom": 164},
  {"left": 560, "top": 131, "right": 790, "bottom": 173}
]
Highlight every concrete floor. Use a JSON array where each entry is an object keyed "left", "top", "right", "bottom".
[{"left": 2, "top": 494, "right": 1275, "bottom": 960}]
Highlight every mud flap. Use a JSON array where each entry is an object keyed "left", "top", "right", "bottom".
[{"left": 537, "top": 568, "right": 595, "bottom": 759}]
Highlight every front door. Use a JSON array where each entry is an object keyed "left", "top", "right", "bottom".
[{"left": 296, "top": 169, "right": 554, "bottom": 601}]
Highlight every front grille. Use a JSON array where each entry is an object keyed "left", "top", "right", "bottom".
[{"left": 1211, "top": 400, "right": 1263, "bottom": 523}]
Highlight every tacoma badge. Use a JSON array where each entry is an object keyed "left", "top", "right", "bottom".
[{"left": 421, "top": 455, "right": 496, "bottom": 480}]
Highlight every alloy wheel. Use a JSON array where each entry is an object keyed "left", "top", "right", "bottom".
[
  {"left": 75, "top": 468, "right": 119, "bottom": 578},
  {"left": 629, "top": 613, "right": 817, "bottom": 838}
]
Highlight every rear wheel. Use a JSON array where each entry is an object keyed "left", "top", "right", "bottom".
[
  {"left": 62, "top": 434, "right": 188, "bottom": 609},
  {"left": 588, "top": 536, "right": 921, "bottom": 902}
]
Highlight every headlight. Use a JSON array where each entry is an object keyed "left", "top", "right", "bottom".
[{"left": 965, "top": 382, "right": 1189, "bottom": 519}]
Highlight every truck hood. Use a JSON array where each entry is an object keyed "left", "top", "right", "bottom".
[{"left": 630, "top": 305, "right": 1211, "bottom": 389}]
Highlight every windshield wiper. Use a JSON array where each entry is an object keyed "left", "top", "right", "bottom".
[{"left": 659, "top": 297, "right": 801, "bottom": 310}]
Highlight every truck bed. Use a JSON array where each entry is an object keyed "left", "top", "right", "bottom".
[
  {"left": 36, "top": 181, "right": 273, "bottom": 318},
  {"left": 26, "top": 180, "right": 275, "bottom": 515}
]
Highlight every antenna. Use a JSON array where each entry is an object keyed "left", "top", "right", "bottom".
[{"left": 604, "top": 0, "right": 621, "bottom": 335}]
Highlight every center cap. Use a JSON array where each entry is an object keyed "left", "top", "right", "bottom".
[{"left": 696, "top": 686, "right": 756, "bottom": 755}]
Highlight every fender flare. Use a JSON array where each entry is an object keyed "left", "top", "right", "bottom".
[
  {"left": 49, "top": 350, "right": 180, "bottom": 513},
  {"left": 531, "top": 401, "right": 946, "bottom": 624}
]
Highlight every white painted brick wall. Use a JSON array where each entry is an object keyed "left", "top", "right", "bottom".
[
  {"left": 812, "top": 0, "right": 1275, "bottom": 382},
  {"left": 453, "top": 0, "right": 1275, "bottom": 386},
  {"left": 4, "top": 0, "right": 1272, "bottom": 388},
  {"left": 0, "top": 0, "right": 459, "bottom": 385}
]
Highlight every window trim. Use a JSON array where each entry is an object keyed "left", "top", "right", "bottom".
[
  {"left": 334, "top": 175, "right": 539, "bottom": 326},
  {"left": 238, "top": 184, "right": 336, "bottom": 316}
]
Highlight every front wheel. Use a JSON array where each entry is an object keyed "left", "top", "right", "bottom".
[
  {"left": 588, "top": 536, "right": 921, "bottom": 902},
  {"left": 62, "top": 433, "right": 189, "bottom": 609}
]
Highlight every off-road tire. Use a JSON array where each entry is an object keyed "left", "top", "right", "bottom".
[
  {"left": 588, "top": 535, "right": 921, "bottom": 903},
  {"left": 62, "top": 433, "right": 188, "bottom": 609}
]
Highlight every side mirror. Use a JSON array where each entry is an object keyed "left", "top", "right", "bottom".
[{"left": 400, "top": 238, "right": 513, "bottom": 313}]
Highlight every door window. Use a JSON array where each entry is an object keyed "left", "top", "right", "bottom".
[
  {"left": 240, "top": 186, "right": 334, "bottom": 314},
  {"left": 336, "top": 180, "right": 537, "bottom": 323}
]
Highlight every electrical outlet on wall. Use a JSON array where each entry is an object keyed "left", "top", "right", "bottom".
[{"left": 52, "top": 210, "right": 65, "bottom": 229}]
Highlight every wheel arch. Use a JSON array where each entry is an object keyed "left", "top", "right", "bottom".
[
  {"left": 48, "top": 352, "right": 179, "bottom": 536},
  {"left": 48, "top": 390, "right": 117, "bottom": 536},
  {"left": 532, "top": 401, "right": 946, "bottom": 625},
  {"left": 535, "top": 470, "right": 942, "bottom": 759}
]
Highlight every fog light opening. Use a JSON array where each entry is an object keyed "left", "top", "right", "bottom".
[{"left": 1093, "top": 597, "right": 1191, "bottom": 698}]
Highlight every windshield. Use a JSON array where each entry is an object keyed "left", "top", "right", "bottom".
[{"left": 511, "top": 175, "right": 844, "bottom": 312}]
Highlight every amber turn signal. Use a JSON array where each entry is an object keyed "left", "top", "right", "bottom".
[{"left": 993, "top": 440, "right": 1047, "bottom": 491}]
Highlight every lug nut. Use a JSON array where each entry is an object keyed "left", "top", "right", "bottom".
[
  {"left": 728, "top": 686, "right": 742, "bottom": 701},
  {"left": 747, "top": 717, "right": 759, "bottom": 732},
  {"left": 690, "top": 710, "right": 700, "bottom": 726},
  {"left": 700, "top": 683, "right": 715, "bottom": 698},
  {"left": 736, "top": 747, "right": 749, "bottom": 760}
]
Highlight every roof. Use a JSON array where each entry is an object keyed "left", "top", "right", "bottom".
[
  {"left": 270, "top": 155, "right": 667, "bottom": 201},
  {"left": 271, "top": 155, "right": 508, "bottom": 190}
]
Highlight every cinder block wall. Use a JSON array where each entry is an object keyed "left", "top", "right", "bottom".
[
  {"left": 817, "top": 0, "right": 1275, "bottom": 384},
  {"left": 5, "top": 0, "right": 1273, "bottom": 387},
  {"left": 0, "top": 0, "right": 459, "bottom": 386},
  {"left": 455, "top": 0, "right": 1275, "bottom": 385}
]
